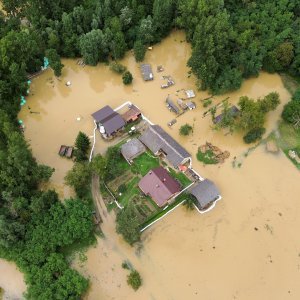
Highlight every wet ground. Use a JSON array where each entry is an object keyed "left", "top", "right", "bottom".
[{"left": 2, "top": 31, "right": 299, "bottom": 300}]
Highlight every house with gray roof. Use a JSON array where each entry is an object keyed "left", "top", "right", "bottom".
[
  {"left": 140, "top": 64, "right": 154, "bottom": 81},
  {"left": 139, "top": 125, "right": 191, "bottom": 168},
  {"left": 121, "top": 138, "right": 146, "bottom": 163},
  {"left": 189, "top": 179, "right": 221, "bottom": 212},
  {"left": 92, "top": 105, "right": 125, "bottom": 138}
]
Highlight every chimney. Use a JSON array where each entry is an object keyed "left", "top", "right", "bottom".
[
  {"left": 156, "top": 184, "right": 159, "bottom": 188},
  {"left": 163, "top": 178, "right": 166, "bottom": 182}
]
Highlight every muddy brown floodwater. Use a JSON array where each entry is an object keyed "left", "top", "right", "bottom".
[{"left": 1, "top": 31, "right": 298, "bottom": 299}]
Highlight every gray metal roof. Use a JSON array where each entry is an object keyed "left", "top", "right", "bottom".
[
  {"left": 139, "top": 125, "right": 191, "bottom": 168},
  {"left": 91, "top": 105, "right": 125, "bottom": 136},
  {"left": 213, "top": 105, "right": 240, "bottom": 124},
  {"left": 121, "top": 138, "right": 146, "bottom": 162},
  {"left": 166, "top": 98, "right": 180, "bottom": 114},
  {"left": 140, "top": 64, "right": 154, "bottom": 81},
  {"left": 189, "top": 179, "right": 220, "bottom": 209}
]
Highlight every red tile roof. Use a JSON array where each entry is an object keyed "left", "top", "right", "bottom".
[{"left": 138, "top": 167, "right": 181, "bottom": 207}]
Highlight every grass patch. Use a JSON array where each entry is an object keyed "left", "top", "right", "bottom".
[
  {"left": 277, "top": 121, "right": 300, "bottom": 170},
  {"left": 280, "top": 72, "right": 300, "bottom": 95},
  {"left": 168, "top": 168, "right": 192, "bottom": 187},
  {"left": 118, "top": 177, "right": 140, "bottom": 206},
  {"left": 197, "top": 149, "right": 218, "bottom": 164},
  {"left": 132, "top": 152, "right": 159, "bottom": 176}
]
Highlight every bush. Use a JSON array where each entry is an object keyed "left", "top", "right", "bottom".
[
  {"left": 109, "top": 61, "right": 127, "bottom": 74},
  {"left": 122, "top": 261, "right": 131, "bottom": 270},
  {"left": 127, "top": 270, "right": 142, "bottom": 291},
  {"left": 122, "top": 71, "right": 133, "bottom": 85},
  {"left": 243, "top": 127, "right": 266, "bottom": 144},
  {"left": 179, "top": 124, "right": 193, "bottom": 136}
]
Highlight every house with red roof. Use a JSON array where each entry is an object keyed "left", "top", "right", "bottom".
[{"left": 138, "top": 166, "right": 181, "bottom": 207}]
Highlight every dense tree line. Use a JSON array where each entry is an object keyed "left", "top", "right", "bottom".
[{"left": 178, "top": 0, "right": 300, "bottom": 93}]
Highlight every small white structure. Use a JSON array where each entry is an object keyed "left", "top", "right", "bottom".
[
  {"left": 186, "top": 101, "right": 196, "bottom": 110},
  {"left": 185, "top": 89, "right": 195, "bottom": 99}
]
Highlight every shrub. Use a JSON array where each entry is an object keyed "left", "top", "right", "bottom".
[
  {"left": 109, "top": 61, "right": 127, "bottom": 74},
  {"left": 118, "top": 184, "right": 127, "bottom": 194},
  {"left": 243, "top": 127, "right": 266, "bottom": 144},
  {"left": 122, "top": 71, "right": 133, "bottom": 85},
  {"left": 122, "top": 261, "right": 131, "bottom": 270},
  {"left": 179, "top": 124, "right": 193, "bottom": 136},
  {"left": 127, "top": 270, "right": 142, "bottom": 291}
]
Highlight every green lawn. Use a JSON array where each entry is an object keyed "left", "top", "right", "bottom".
[
  {"left": 168, "top": 168, "right": 192, "bottom": 187},
  {"left": 197, "top": 149, "right": 218, "bottom": 164},
  {"left": 277, "top": 121, "right": 300, "bottom": 169},
  {"left": 132, "top": 152, "right": 160, "bottom": 176},
  {"left": 118, "top": 177, "right": 140, "bottom": 206}
]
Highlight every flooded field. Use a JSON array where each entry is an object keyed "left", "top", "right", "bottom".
[
  {"left": 0, "top": 259, "right": 26, "bottom": 299},
  {"left": 7, "top": 31, "right": 300, "bottom": 299}
]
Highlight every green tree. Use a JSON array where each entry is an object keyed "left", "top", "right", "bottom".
[
  {"left": 133, "top": 40, "right": 146, "bottom": 62},
  {"left": 75, "top": 131, "right": 90, "bottom": 153},
  {"left": 116, "top": 202, "right": 140, "bottom": 245},
  {"left": 152, "top": 0, "right": 175, "bottom": 40},
  {"left": 91, "top": 154, "right": 107, "bottom": 179},
  {"left": 282, "top": 101, "right": 300, "bottom": 127},
  {"left": 45, "top": 48, "right": 64, "bottom": 77},
  {"left": 122, "top": 71, "right": 133, "bottom": 85},
  {"left": 65, "top": 162, "right": 91, "bottom": 196},
  {"left": 179, "top": 124, "right": 193, "bottom": 136},
  {"left": 259, "top": 92, "right": 280, "bottom": 113},
  {"left": 79, "top": 29, "right": 108, "bottom": 65},
  {"left": 237, "top": 96, "right": 265, "bottom": 131}
]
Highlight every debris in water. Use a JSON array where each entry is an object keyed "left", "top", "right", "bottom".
[{"left": 66, "top": 81, "right": 71, "bottom": 86}]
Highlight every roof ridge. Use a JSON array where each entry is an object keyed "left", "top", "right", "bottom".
[{"left": 150, "top": 125, "right": 187, "bottom": 159}]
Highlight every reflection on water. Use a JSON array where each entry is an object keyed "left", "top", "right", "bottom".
[{"left": 12, "top": 31, "right": 300, "bottom": 299}]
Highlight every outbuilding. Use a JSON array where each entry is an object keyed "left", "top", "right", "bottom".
[{"left": 189, "top": 179, "right": 221, "bottom": 212}]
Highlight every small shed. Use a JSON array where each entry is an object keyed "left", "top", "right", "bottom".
[
  {"left": 213, "top": 105, "right": 240, "bottom": 124},
  {"left": 166, "top": 97, "right": 180, "bottom": 114},
  {"left": 122, "top": 104, "right": 141, "bottom": 123},
  {"left": 185, "top": 90, "right": 196, "bottom": 99},
  {"left": 140, "top": 64, "right": 154, "bottom": 81},
  {"left": 189, "top": 179, "right": 221, "bottom": 211},
  {"left": 186, "top": 101, "right": 196, "bottom": 110},
  {"left": 121, "top": 138, "right": 146, "bottom": 163}
]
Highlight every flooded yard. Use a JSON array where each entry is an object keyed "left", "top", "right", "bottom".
[{"left": 7, "top": 31, "right": 300, "bottom": 299}]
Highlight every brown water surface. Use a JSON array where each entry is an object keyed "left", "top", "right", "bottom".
[{"left": 10, "top": 31, "right": 300, "bottom": 299}]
